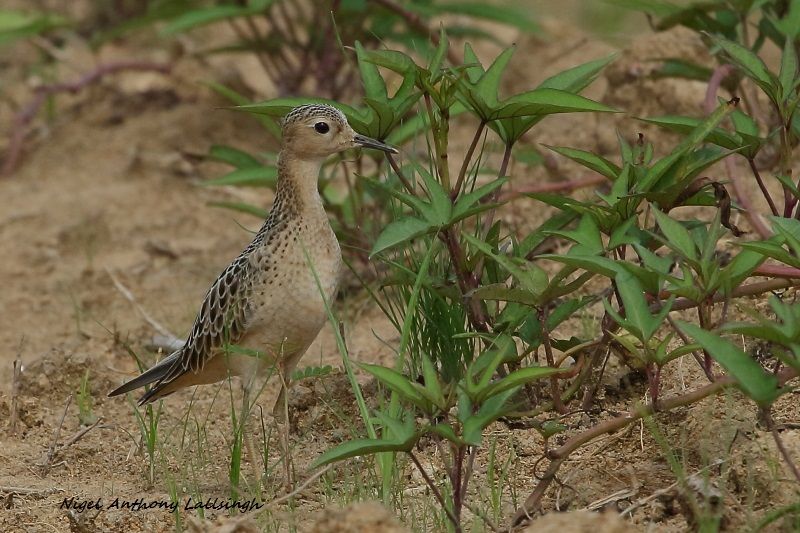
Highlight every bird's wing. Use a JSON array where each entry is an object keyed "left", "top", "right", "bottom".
[{"left": 157, "top": 255, "right": 254, "bottom": 385}]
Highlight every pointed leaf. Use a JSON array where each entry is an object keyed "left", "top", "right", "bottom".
[
  {"left": 371, "top": 217, "right": 436, "bottom": 256},
  {"left": 311, "top": 436, "right": 416, "bottom": 468},
  {"left": 537, "top": 54, "right": 616, "bottom": 93},
  {"left": 676, "top": 322, "right": 778, "bottom": 406},
  {"left": 208, "top": 145, "right": 263, "bottom": 169},
  {"left": 651, "top": 209, "right": 698, "bottom": 262},
  {"left": 495, "top": 88, "right": 618, "bottom": 119},
  {"left": 477, "top": 366, "right": 560, "bottom": 403},
  {"left": 709, "top": 35, "right": 777, "bottom": 102},
  {"left": 358, "top": 363, "right": 430, "bottom": 410},
  {"left": 203, "top": 166, "right": 277, "bottom": 187},
  {"left": 452, "top": 178, "right": 507, "bottom": 219},
  {"left": 544, "top": 145, "right": 620, "bottom": 180}
]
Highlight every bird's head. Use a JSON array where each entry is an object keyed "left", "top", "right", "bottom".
[{"left": 281, "top": 104, "right": 397, "bottom": 160}]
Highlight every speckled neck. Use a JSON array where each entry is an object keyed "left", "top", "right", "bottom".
[{"left": 272, "top": 150, "right": 326, "bottom": 219}]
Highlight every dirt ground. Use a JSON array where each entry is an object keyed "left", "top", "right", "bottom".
[{"left": 1, "top": 7, "right": 798, "bottom": 533}]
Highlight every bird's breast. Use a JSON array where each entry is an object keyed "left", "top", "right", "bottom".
[{"left": 244, "top": 220, "right": 341, "bottom": 351}]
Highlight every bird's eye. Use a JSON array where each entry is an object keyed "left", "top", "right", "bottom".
[{"left": 314, "top": 122, "right": 330, "bottom": 134}]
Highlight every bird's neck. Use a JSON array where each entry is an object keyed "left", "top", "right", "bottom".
[{"left": 272, "top": 150, "right": 326, "bottom": 220}]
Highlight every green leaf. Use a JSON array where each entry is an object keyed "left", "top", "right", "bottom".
[
  {"left": 543, "top": 145, "right": 620, "bottom": 180},
  {"left": 651, "top": 59, "right": 714, "bottom": 82},
  {"left": 778, "top": 36, "right": 799, "bottom": 104},
  {"left": 358, "top": 363, "right": 430, "bottom": 411},
  {"left": 676, "top": 322, "right": 779, "bottom": 406},
  {"left": 371, "top": 217, "right": 435, "bottom": 256},
  {"left": 721, "top": 249, "right": 765, "bottom": 287},
  {"left": 292, "top": 365, "right": 333, "bottom": 381},
  {"left": 311, "top": 435, "right": 416, "bottom": 468},
  {"left": 208, "top": 145, "right": 263, "bottom": 169},
  {"left": 478, "top": 46, "right": 515, "bottom": 106},
  {"left": 538, "top": 254, "right": 623, "bottom": 279},
  {"left": 739, "top": 241, "right": 800, "bottom": 268},
  {"left": 639, "top": 98, "right": 738, "bottom": 194},
  {"left": 638, "top": 115, "right": 743, "bottom": 151},
  {"left": 429, "top": 26, "right": 448, "bottom": 75},
  {"left": 452, "top": 178, "right": 507, "bottom": 220},
  {"left": 162, "top": 2, "right": 275, "bottom": 34},
  {"left": 495, "top": 88, "right": 618, "bottom": 119},
  {"left": 355, "top": 41, "right": 388, "bottom": 100},
  {"left": 614, "top": 270, "right": 664, "bottom": 340},
  {"left": 477, "top": 366, "right": 559, "bottom": 403},
  {"left": 417, "top": 166, "right": 452, "bottom": 224},
  {"left": 207, "top": 201, "right": 267, "bottom": 218},
  {"left": 462, "top": 387, "right": 518, "bottom": 445},
  {"left": 537, "top": 54, "right": 617, "bottom": 93},
  {"left": 204, "top": 82, "right": 280, "bottom": 138},
  {"left": 709, "top": 34, "right": 777, "bottom": 102},
  {"left": 470, "top": 334, "right": 518, "bottom": 390},
  {"left": 362, "top": 48, "right": 417, "bottom": 77},
  {"left": 468, "top": 284, "right": 539, "bottom": 306},
  {"left": 651, "top": 209, "right": 698, "bottom": 262},
  {"left": 420, "top": 353, "right": 445, "bottom": 408},
  {"left": 0, "top": 9, "right": 68, "bottom": 45},
  {"left": 518, "top": 210, "right": 578, "bottom": 256},
  {"left": 202, "top": 166, "right": 277, "bottom": 187},
  {"left": 426, "top": 423, "right": 464, "bottom": 444},
  {"left": 774, "top": 0, "right": 800, "bottom": 39},
  {"left": 418, "top": 2, "right": 538, "bottom": 33},
  {"left": 462, "top": 232, "right": 548, "bottom": 294},
  {"left": 547, "top": 214, "right": 604, "bottom": 255}
]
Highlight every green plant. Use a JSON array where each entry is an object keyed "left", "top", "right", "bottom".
[
  {"left": 238, "top": 32, "right": 621, "bottom": 529},
  {"left": 612, "top": 0, "right": 800, "bottom": 226},
  {"left": 76, "top": 369, "right": 98, "bottom": 426},
  {"left": 230, "top": 22, "right": 800, "bottom": 529},
  {"left": 99, "top": 0, "right": 537, "bottom": 99},
  {"left": 0, "top": 8, "right": 67, "bottom": 46},
  {"left": 313, "top": 352, "right": 559, "bottom": 532}
]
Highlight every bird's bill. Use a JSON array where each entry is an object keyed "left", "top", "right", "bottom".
[{"left": 354, "top": 134, "right": 399, "bottom": 154}]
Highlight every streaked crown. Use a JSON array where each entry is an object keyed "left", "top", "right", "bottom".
[{"left": 282, "top": 104, "right": 348, "bottom": 129}]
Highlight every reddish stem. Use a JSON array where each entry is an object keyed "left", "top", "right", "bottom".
[{"left": 2, "top": 60, "right": 171, "bottom": 177}]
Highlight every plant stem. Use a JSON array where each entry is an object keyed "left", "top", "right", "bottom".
[
  {"left": 762, "top": 408, "right": 800, "bottom": 483},
  {"left": 442, "top": 228, "right": 489, "bottom": 332},
  {"left": 652, "top": 278, "right": 800, "bottom": 313},
  {"left": 747, "top": 158, "right": 779, "bottom": 216},
  {"left": 386, "top": 153, "right": 415, "bottom": 193},
  {"left": 697, "top": 298, "right": 714, "bottom": 378},
  {"left": 539, "top": 307, "right": 566, "bottom": 414},
  {"left": 369, "top": 0, "right": 460, "bottom": 65},
  {"left": 666, "top": 314, "right": 715, "bottom": 382},
  {"left": 510, "top": 367, "right": 799, "bottom": 527},
  {"left": 472, "top": 142, "right": 515, "bottom": 284},
  {"left": 481, "top": 143, "right": 513, "bottom": 233},
  {"left": 459, "top": 446, "right": 477, "bottom": 505},
  {"left": 452, "top": 120, "right": 486, "bottom": 198},
  {"left": 452, "top": 445, "right": 465, "bottom": 524},
  {"left": 703, "top": 63, "right": 772, "bottom": 238},
  {"left": 779, "top": 124, "right": 796, "bottom": 217},
  {"left": 408, "top": 451, "right": 461, "bottom": 532}
]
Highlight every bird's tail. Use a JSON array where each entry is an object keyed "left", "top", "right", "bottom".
[{"left": 108, "top": 351, "right": 180, "bottom": 401}]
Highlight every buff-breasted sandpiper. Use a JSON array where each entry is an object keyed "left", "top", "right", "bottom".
[{"left": 109, "top": 104, "right": 397, "bottom": 412}]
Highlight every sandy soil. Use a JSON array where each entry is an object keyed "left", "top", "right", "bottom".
[{"left": 1, "top": 9, "right": 798, "bottom": 533}]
